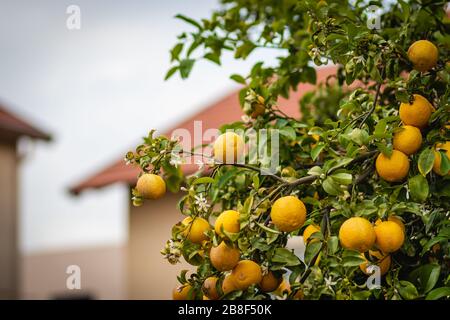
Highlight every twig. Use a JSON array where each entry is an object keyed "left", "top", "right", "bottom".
[{"left": 358, "top": 68, "right": 385, "bottom": 129}]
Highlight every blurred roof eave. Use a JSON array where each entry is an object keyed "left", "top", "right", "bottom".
[{"left": 0, "top": 102, "right": 52, "bottom": 142}]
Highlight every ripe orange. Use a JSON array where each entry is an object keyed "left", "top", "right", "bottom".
[
  {"left": 303, "top": 224, "right": 321, "bottom": 244},
  {"left": 209, "top": 241, "right": 240, "bottom": 271},
  {"left": 173, "top": 284, "right": 194, "bottom": 300},
  {"left": 259, "top": 271, "right": 281, "bottom": 293},
  {"left": 399, "top": 94, "right": 433, "bottom": 128},
  {"left": 339, "top": 217, "right": 376, "bottom": 252},
  {"left": 135, "top": 173, "right": 166, "bottom": 199},
  {"left": 251, "top": 103, "right": 265, "bottom": 118},
  {"left": 360, "top": 250, "right": 391, "bottom": 276},
  {"left": 433, "top": 141, "right": 450, "bottom": 176},
  {"left": 222, "top": 274, "right": 238, "bottom": 295},
  {"left": 274, "top": 279, "right": 291, "bottom": 296},
  {"left": 231, "top": 260, "right": 262, "bottom": 290},
  {"left": 375, "top": 150, "right": 410, "bottom": 182},
  {"left": 202, "top": 276, "right": 220, "bottom": 300},
  {"left": 270, "top": 196, "right": 307, "bottom": 232},
  {"left": 215, "top": 210, "right": 240, "bottom": 236},
  {"left": 376, "top": 216, "right": 405, "bottom": 235},
  {"left": 393, "top": 125, "right": 422, "bottom": 155},
  {"left": 407, "top": 40, "right": 439, "bottom": 72},
  {"left": 213, "top": 132, "right": 245, "bottom": 163},
  {"left": 182, "top": 217, "right": 211, "bottom": 244},
  {"left": 374, "top": 221, "right": 405, "bottom": 253}
]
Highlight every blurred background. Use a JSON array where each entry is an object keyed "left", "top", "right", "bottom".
[{"left": 0, "top": 0, "right": 287, "bottom": 300}]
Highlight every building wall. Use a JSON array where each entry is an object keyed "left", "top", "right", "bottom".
[
  {"left": 128, "top": 192, "right": 194, "bottom": 299},
  {"left": 21, "top": 246, "right": 127, "bottom": 299},
  {"left": 0, "top": 140, "right": 18, "bottom": 299}
]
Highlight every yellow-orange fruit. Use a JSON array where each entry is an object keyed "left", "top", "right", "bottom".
[
  {"left": 399, "top": 94, "right": 433, "bottom": 128},
  {"left": 231, "top": 260, "right": 262, "bottom": 290},
  {"left": 376, "top": 150, "right": 410, "bottom": 182},
  {"left": 375, "top": 221, "right": 405, "bottom": 253},
  {"left": 209, "top": 241, "right": 240, "bottom": 271},
  {"left": 215, "top": 210, "right": 240, "bottom": 236},
  {"left": 135, "top": 173, "right": 166, "bottom": 199},
  {"left": 270, "top": 196, "right": 307, "bottom": 232},
  {"left": 339, "top": 217, "right": 376, "bottom": 252},
  {"left": 393, "top": 125, "right": 422, "bottom": 155}
]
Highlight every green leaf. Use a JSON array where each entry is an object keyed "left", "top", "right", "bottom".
[
  {"left": 397, "top": 281, "right": 419, "bottom": 300},
  {"left": 425, "top": 287, "right": 450, "bottom": 300},
  {"left": 170, "top": 43, "right": 183, "bottom": 62},
  {"left": 408, "top": 174, "right": 429, "bottom": 202},
  {"left": 327, "top": 236, "right": 339, "bottom": 255},
  {"left": 438, "top": 150, "right": 450, "bottom": 175},
  {"left": 279, "top": 127, "right": 296, "bottom": 140},
  {"left": 204, "top": 52, "right": 221, "bottom": 65},
  {"left": 331, "top": 172, "right": 353, "bottom": 185},
  {"left": 311, "top": 143, "right": 325, "bottom": 161},
  {"left": 322, "top": 176, "right": 342, "bottom": 195},
  {"left": 164, "top": 66, "right": 178, "bottom": 80},
  {"left": 179, "top": 59, "right": 195, "bottom": 79},
  {"left": 342, "top": 255, "right": 366, "bottom": 267},
  {"left": 192, "top": 177, "right": 215, "bottom": 185},
  {"left": 418, "top": 148, "right": 435, "bottom": 176},
  {"left": 175, "top": 14, "right": 202, "bottom": 29},
  {"left": 373, "top": 119, "right": 387, "bottom": 139},
  {"left": 410, "top": 264, "right": 441, "bottom": 294},
  {"left": 376, "top": 143, "right": 393, "bottom": 157},
  {"left": 304, "top": 242, "right": 322, "bottom": 266},
  {"left": 256, "top": 222, "right": 281, "bottom": 234},
  {"left": 348, "top": 128, "right": 369, "bottom": 146},
  {"left": 230, "top": 74, "right": 246, "bottom": 84},
  {"left": 272, "top": 248, "right": 301, "bottom": 266}
]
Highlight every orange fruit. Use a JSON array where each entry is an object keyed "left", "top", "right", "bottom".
[
  {"left": 303, "top": 224, "right": 321, "bottom": 244},
  {"left": 209, "top": 241, "right": 240, "bottom": 271},
  {"left": 375, "top": 150, "right": 410, "bottom": 182},
  {"left": 173, "top": 284, "right": 194, "bottom": 300},
  {"left": 339, "top": 217, "right": 376, "bottom": 252},
  {"left": 399, "top": 94, "right": 433, "bottom": 128},
  {"left": 135, "top": 173, "right": 166, "bottom": 199},
  {"left": 215, "top": 210, "right": 240, "bottom": 236},
  {"left": 182, "top": 217, "right": 211, "bottom": 244},
  {"left": 407, "top": 40, "right": 439, "bottom": 72},
  {"left": 259, "top": 271, "right": 282, "bottom": 293},
  {"left": 213, "top": 132, "right": 245, "bottom": 163},
  {"left": 374, "top": 221, "right": 405, "bottom": 253},
  {"left": 360, "top": 250, "right": 391, "bottom": 276},
  {"left": 376, "top": 216, "right": 405, "bottom": 235},
  {"left": 393, "top": 125, "right": 422, "bottom": 155},
  {"left": 222, "top": 274, "right": 238, "bottom": 295},
  {"left": 231, "top": 260, "right": 262, "bottom": 290},
  {"left": 202, "top": 276, "right": 220, "bottom": 300},
  {"left": 270, "top": 196, "right": 307, "bottom": 232}
]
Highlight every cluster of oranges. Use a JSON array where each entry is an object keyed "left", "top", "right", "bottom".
[
  {"left": 375, "top": 39, "right": 448, "bottom": 181},
  {"left": 173, "top": 195, "right": 309, "bottom": 300},
  {"left": 338, "top": 216, "right": 405, "bottom": 276},
  {"left": 172, "top": 212, "right": 264, "bottom": 299}
]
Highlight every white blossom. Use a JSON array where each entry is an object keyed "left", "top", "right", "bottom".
[{"left": 194, "top": 193, "right": 210, "bottom": 212}]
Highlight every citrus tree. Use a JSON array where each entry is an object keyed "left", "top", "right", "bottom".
[{"left": 126, "top": 0, "right": 450, "bottom": 300}]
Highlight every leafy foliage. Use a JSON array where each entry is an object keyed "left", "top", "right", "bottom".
[{"left": 129, "top": 0, "right": 450, "bottom": 300}]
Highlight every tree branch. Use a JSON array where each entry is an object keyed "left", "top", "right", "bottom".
[{"left": 358, "top": 68, "right": 385, "bottom": 129}]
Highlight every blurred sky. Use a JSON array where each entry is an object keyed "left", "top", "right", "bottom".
[{"left": 0, "top": 0, "right": 279, "bottom": 253}]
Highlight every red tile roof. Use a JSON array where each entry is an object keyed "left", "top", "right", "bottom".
[
  {"left": 70, "top": 66, "right": 337, "bottom": 194},
  {"left": 0, "top": 102, "right": 51, "bottom": 141}
]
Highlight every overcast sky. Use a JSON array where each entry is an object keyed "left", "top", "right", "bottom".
[{"left": 0, "top": 0, "right": 278, "bottom": 253}]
